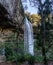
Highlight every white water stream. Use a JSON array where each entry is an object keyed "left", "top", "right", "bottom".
[{"left": 24, "top": 17, "right": 34, "bottom": 55}]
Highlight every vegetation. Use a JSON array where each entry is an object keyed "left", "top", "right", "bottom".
[{"left": 0, "top": 0, "right": 53, "bottom": 65}]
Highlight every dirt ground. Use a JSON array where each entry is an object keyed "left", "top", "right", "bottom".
[
  {"left": 0, "top": 62, "right": 15, "bottom": 65},
  {"left": 0, "top": 61, "right": 53, "bottom": 65}
]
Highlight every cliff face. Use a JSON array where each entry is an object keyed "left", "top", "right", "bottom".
[
  {"left": 0, "top": 0, "right": 24, "bottom": 62},
  {"left": 0, "top": 0, "right": 24, "bottom": 28},
  {"left": 0, "top": 0, "right": 24, "bottom": 33}
]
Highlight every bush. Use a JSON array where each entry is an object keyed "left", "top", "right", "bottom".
[
  {"left": 6, "top": 55, "right": 17, "bottom": 62},
  {"left": 5, "top": 42, "right": 14, "bottom": 60},
  {"left": 24, "top": 54, "right": 35, "bottom": 65},
  {"left": 16, "top": 53, "right": 25, "bottom": 63},
  {"left": 35, "top": 55, "right": 44, "bottom": 63}
]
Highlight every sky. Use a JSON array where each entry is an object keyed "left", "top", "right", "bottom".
[
  {"left": 21, "top": 0, "right": 46, "bottom": 14},
  {"left": 22, "top": 0, "right": 53, "bottom": 14},
  {"left": 22, "top": 0, "right": 38, "bottom": 14}
]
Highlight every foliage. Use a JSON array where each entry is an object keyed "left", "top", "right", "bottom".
[
  {"left": 26, "top": 0, "right": 53, "bottom": 65},
  {"left": 24, "top": 54, "right": 35, "bottom": 65},
  {"left": 36, "top": 0, "right": 52, "bottom": 65},
  {"left": 5, "top": 42, "right": 25, "bottom": 63},
  {"left": 5, "top": 42, "right": 14, "bottom": 61},
  {"left": 4, "top": 32, "right": 24, "bottom": 61},
  {"left": 35, "top": 55, "right": 44, "bottom": 63},
  {"left": 25, "top": 12, "right": 41, "bottom": 26},
  {"left": 16, "top": 53, "right": 25, "bottom": 63},
  {"left": 25, "top": 12, "right": 53, "bottom": 27}
]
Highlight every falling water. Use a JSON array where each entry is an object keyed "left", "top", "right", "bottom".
[{"left": 24, "top": 17, "right": 34, "bottom": 55}]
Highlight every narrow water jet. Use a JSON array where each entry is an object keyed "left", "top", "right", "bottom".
[{"left": 24, "top": 17, "right": 34, "bottom": 55}]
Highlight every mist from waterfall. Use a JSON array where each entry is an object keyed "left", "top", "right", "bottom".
[{"left": 24, "top": 17, "right": 34, "bottom": 55}]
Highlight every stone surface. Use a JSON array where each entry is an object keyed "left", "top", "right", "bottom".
[
  {"left": 0, "top": 0, "right": 24, "bottom": 28},
  {"left": 0, "top": 0, "right": 24, "bottom": 62}
]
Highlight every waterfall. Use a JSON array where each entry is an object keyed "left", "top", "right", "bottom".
[{"left": 24, "top": 17, "right": 34, "bottom": 55}]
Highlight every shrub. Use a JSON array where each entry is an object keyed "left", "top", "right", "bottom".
[
  {"left": 5, "top": 44, "right": 13, "bottom": 60},
  {"left": 16, "top": 53, "right": 25, "bottom": 63},
  {"left": 35, "top": 55, "right": 44, "bottom": 63},
  {"left": 24, "top": 54, "right": 35, "bottom": 65}
]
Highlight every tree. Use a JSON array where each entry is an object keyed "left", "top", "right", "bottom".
[
  {"left": 29, "top": 0, "right": 53, "bottom": 65},
  {"left": 25, "top": 13, "right": 41, "bottom": 26}
]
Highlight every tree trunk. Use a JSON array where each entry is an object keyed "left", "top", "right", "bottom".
[{"left": 41, "top": 12, "right": 48, "bottom": 65}]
